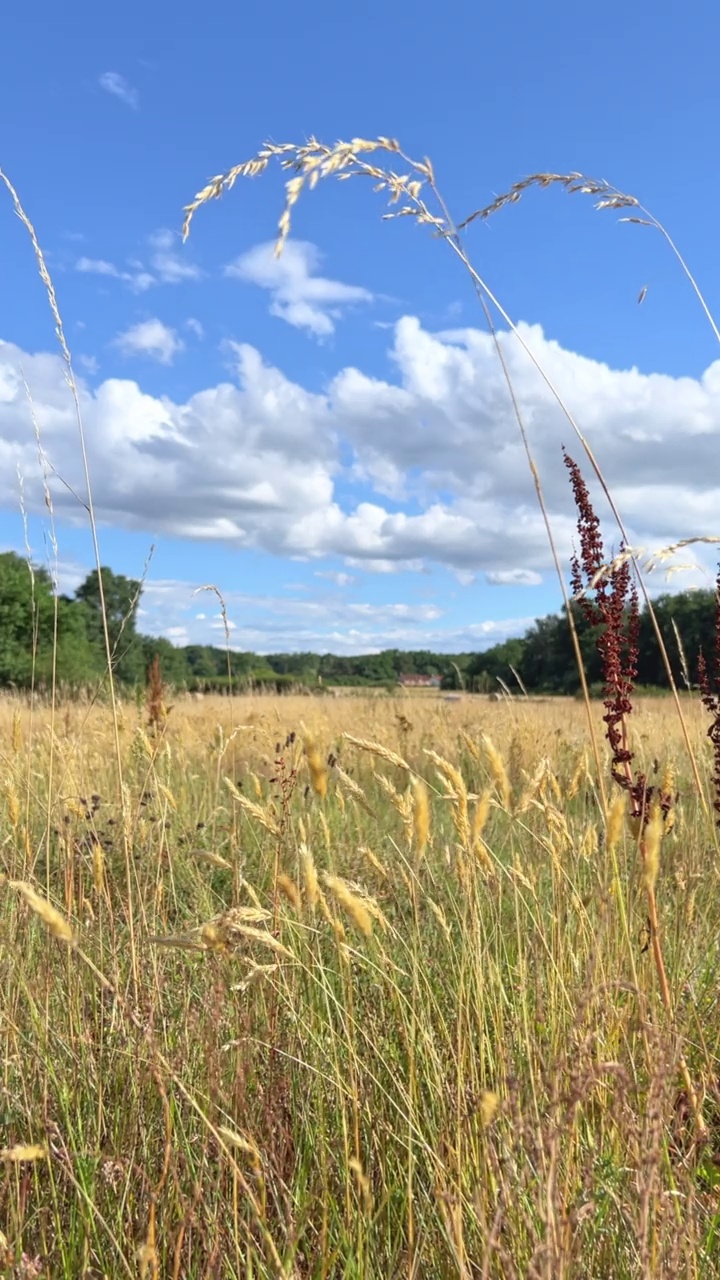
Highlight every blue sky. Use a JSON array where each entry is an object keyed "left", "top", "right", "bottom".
[{"left": 1, "top": 0, "right": 719, "bottom": 654}]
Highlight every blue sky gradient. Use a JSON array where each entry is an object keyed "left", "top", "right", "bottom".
[{"left": 1, "top": 0, "right": 719, "bottom": 652}]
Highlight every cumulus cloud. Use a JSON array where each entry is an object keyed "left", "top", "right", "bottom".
[
  {"left": 1, "top": 318, "right": 719, "bottom": 590},
  {"left": 98, "top": 72, "right": 139, "bottom": 110},
  {"left": 226, "top": 240, "right": 373, "bottom": 338},
  {"left": 113, "top": 319, "right": 185, "bottom": 365}
]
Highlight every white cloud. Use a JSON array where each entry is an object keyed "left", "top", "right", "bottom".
[
  {"left": 148, "top": 230, "right": 203, "bottom": 284},
  {"left": 76, "top": 257, "right": 154, "bottom": 293},
  {"left": 98, "top": 72, "right": 139, "bottom": 110},
  {"left": 316, "top": 570, "right": 355, "bottom": 588},
  {"left": 185, "top": 318, "right": 205, "bottom": 339},
  {"left": 347, "top": 602, "right": 443, "bottom": 622},
  {"left": 76, "top": 258, "right": 119, "bottom": 278},
  {"left": 2, "top": 318, "right": 720, "bottom": 590},
  {"left": 134, "top": 579, "right": 522, "bottom": 654},
  {"left": 113, "top": 319, "right": 185, "bottom": 365},
  {"left": 486, "top": 569, "right": 543, "bottom": 586},
  {"left": 75, "top": 230, "right": 200, "bottom": 293},
  {"left": 226, "top": 240, "right": 372, "bottom": 338}
]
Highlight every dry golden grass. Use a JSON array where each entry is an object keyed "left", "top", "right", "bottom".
[{"left": 1, "top": 688, "right": 719, "bottom": 1276}]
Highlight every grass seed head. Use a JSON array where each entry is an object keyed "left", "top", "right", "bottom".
[
  {"left": 580, "top": 823, "right": 599, "bottom": 860},
  {"left": 643, "top": 803, "right": 664, "bottom": 892},
  {"left": 92, "top": 842, "right": 105, "bottom": 895},
  {"left": 224, "top": 778, "right": 280, "bottom": 836},
  {"left": 6, "top": 785, "right": 20, "bottom": 829},
  {"left": 607, "top": 793, "right": 626, "bottom": 851},
  {"left": 349, "top": 1156, "right": 374, "bottom": 1214},
  {"left": 411, "top": 775, "right": 430, "bottom": 859},
  {"left": 277, "top": 873, "right": 301, "bottom": 911},
  {"left": 303, "top": 732, "right": 328, "bottom": 800},
  {"left": 9, "top": 880, "right": 75, "bottom": 945},
  {"left": 323, "top": 874, "right": 374, "bottom": 936},
  {"left": 482, "top": 735, "right": 512, "bottom": 811},
  {"left": 343, "top": 733, "right": 411, "bottom": 773},
  {"left": 11, "top": 710, "right": 22, "bottom": 754},
  {"left": 0, "top": 1144, "right": 48, "bottom": 1162},
  {"left": 479, "top": 1091, "right": 500, "bottom": 1127},
  {"left": 300, "top": 842, "right": 320, "bottom": 910}
]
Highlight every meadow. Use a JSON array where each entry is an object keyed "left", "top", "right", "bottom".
[
  {"left": 2, "top": 687, "right": 719, "bottom": 1277},
  {"left": 3, "top": 132, "right": 720, "bottom": 1278}
]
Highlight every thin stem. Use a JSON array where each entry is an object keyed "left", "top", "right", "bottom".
[
  {"left": 0, "top": 169, "right": 140, "bottom": 998},
  {"left": 426, "top": 179, "right": 608, "bottom": 818}
]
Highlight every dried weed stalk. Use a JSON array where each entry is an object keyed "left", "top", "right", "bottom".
[
  {"left": 698, "top": 566, "right": 720, "bottom": 825},
  {"left": 565, "top": 453, "right": 705, "bottom": 1137},
  {"left": 146, "top": 654, "right": 167, "bottom": 733}
]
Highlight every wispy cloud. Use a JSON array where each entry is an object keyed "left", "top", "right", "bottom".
[
  {"left": 148, "top": 229, "right": 203, "bottom": 283},
  {"left": 226, "top": 240, "right": 372, "bottom": 338},
  {"left": 315, "top": 570, "right": 355, "bottom": 588},
  {"left": 76, "top": 257, "right": 154, "bottom": 292},
  {"left": 132, "top": 579, "right": 534, "bottom": 655},
  {"left": 75, "top": 229, "right": 200, "bottom": 293},
  {"left": 486, "top": 569, "right": 543, "bottom": 586},
  {"left": 113, "top": 319, "right": 184, "bottom": 365},
  {"left": 98, "top": 71, "right": 139, "bottom": 110}
]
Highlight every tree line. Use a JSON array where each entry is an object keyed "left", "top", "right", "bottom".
[{"left": 0, "top": 550, "right": 715, "bottom": 694}]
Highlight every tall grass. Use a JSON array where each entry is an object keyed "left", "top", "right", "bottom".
[
  {"left": 1, "top": 693, "right": 719, "bottom": 1276},
  {"left": 2, "top": 138, "right": 720, "bottom": 1276}
]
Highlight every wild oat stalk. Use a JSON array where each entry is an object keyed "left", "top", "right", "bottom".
[{"left": 457, "top": 169, "right": 720, "bottom": 349}]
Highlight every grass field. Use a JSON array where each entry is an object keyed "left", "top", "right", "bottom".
[
  {"left": 3, "top": 129, "right": 720, "bottom": 1278},
  {"left": 1, "top": 689, "right": 719, "bottom": 1277}
]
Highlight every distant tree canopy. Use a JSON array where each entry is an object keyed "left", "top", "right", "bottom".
[
  {"left": 0, "top": 549, "right": 716, "bottom": 694},
  {"left": 75, "top": 566, "right": 146, "bottom": 684}
]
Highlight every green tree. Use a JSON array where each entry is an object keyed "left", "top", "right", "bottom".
[
  {"left": 637, "top": 589, "right": 715, "bottom": 689},
  {"left": 467, "top": 636, "right": 528, "bottom": 692},
  {"left": 142, "top": 636, "right": 189, "bottom": 687},
  {"left": 76, "top": 567, "right": 145, "bottom": 683},
  {"left": 0, "top": 552, "right": 102, "bottom": 688},
  {"left": 0, "top": 552, "right": 54, "bottom": 686},
  {"left": 55, "top": 595, "right": 105, "bottom": 686},
  {"left": 185, "top": 645, "right": 223, "bottom": 680}
]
